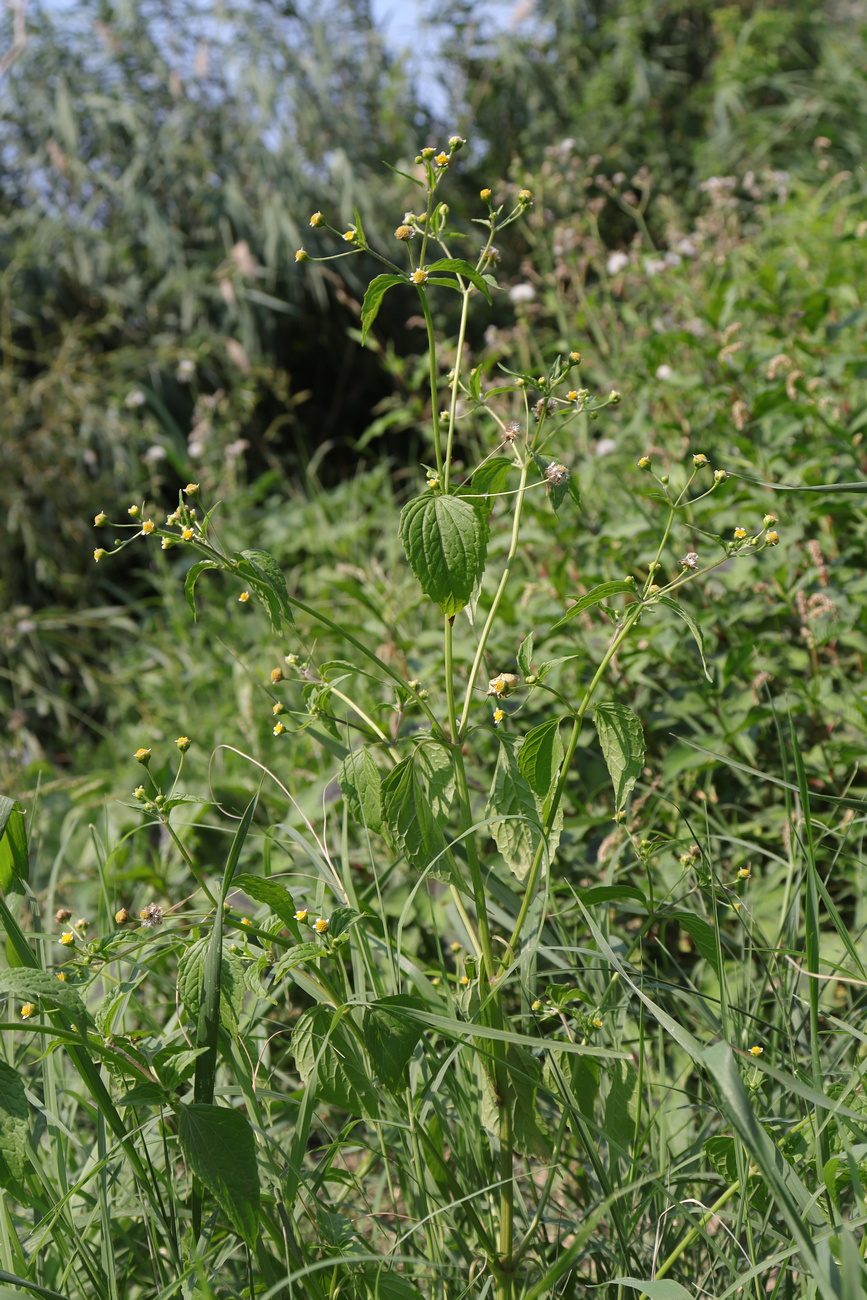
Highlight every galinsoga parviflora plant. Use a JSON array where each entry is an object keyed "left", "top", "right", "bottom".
[{"left": 20, "top": 139, "right": 782, "bottom": 1300}]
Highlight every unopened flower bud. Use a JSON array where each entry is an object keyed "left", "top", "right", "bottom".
[
  {"left": 608, "top": 390, "right": 621, "bottom": 404},
  {"left": 93, "top": 548, "right": 107, "bottom": 562},
  {"left": 270, "top": 668, "right": 284, "bottom": 684},
  {"left": 569, "top": 351, "right": 581, "bottom": 363},
  {"left": 295, "top": 248, "right": 308, "bottom": 262},
  {"left": 713, "top": 468, "right": 727, "bottom": 483},
  {"left": 763, "top": 514, "right": 777, "bottom": 527},
  {"left": 115, "top": 908, "right": 131, "bottom": 925},
  {"left": 176, "top": 736, "right": 191, "bottom": 753},
  {"left": 184, "top": 483, "right": 200, "bottom": 496},
  {"left": 692, "top": 453, "right": 709, "bottom": 467},
  {"left": 128, "top": 505, "right": 140, "bottom": 518},
  {"left": 309, "top": 212, "right": 324, "bottom": 227},
  {"left": 480, "top": 187, "right": 492, "bottom": 200},
  {"left": 638, "top": 456, "right": 650, "bottom": 470},
  {"left": 518, "top": 188, "right": 533, "bottom": 203},
  {"left": 448, "top": 135, "right": 465, "bottom": 150},
  {"left": 94, "top": 512, "right": 108, "bottom": 527},
  {"left": 134, "top": 748, "right": 151, "bottom": 765}
]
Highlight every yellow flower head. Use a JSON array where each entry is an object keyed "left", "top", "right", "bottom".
[
  {"left": 692, "top": 453, "right": 709, "bottom": 467},
  {"left": 141, "top": 519, "right": 155, "bottom": 535},
  {"left": 184, "top": 483, "right": 200, "bottom": 496},
  {"left": 493, "top": 708, "right": 505, "bottom": 725},
  {"left": 435, "top": 152, "right": 449, "bottom": 166},
  {"left": 239, "top": 591, "right": 251, "bottom": 602},
  {"left": 273, "top": 722, "right": 285, "bottom": 736},
  {"left": 93, "top": 548, "right": 107, "bottom": 562},
  {"left": 309, "top": 212, "right": 324, "bottom": 227},
  {"left": 592, "top": 1017, "right": 603, "bottom": 1029},
  {"left": 394, "top": 224, "right": 413, "bottom": 241},
  {"left": 56, "top": 971, "right": 66, "bottom": 981},
  {"left": 272, "top": 702, "right": 285, "bottom": 715},
  {"left": 128, "top": 505, "right": 140, "bottom": 518},
  {"left": 569, "top": 351, "right": 582, "bottom": 363},
  {"left": 21, "top": 1003, "right": 36, "bottom": 1018},
  {"left": 638, "top": 456, "right": 651, "bottom": 470},
  {"left": 765, "top": 530, "right": 779, "bottom": 546},
  {"left": 519, "top": 188, "right": 533, "bottom": 202},
  {"left": 734, "top": 527, "right": 747, "bottom": 540},
  {"left": 313, "top": 916, "right": 329, "bottom": 934},
  {"left": 94, "top": 512, "right": 108, "bottom": 527},
  {"left": 342, "top": 228, "right": 357, "bottom": 244},
  {"left": 748, "top": 1045, "right": 763, "bottom": 1056},
  {"left": 134, "top": 747, "right": 151, "bottom": 765},
  {"left": 411, "top": 269, "right": 428, "bottom": 285},
  {"left": 176, "top": 736, "right": 191, "bottom": 753},
  {"left": 60, "top": 932, "right": 74, "bottom": 945},
  {"left": 181, "top": 527, "right": 194, "bottom": 541},
  {"left": 567, "top": 390, "right": 579, "bottom": 402},
  {"left": 295, "top": 248, "right": 308, "bottom": 262},
  {"left": 480, "top": 187, "right": 492, "bottom": 200},
  {"left": 294, "top": 909, "right": 308, "bottom": 923},
  {"left": 460, "top": 975, "right": 470, "bottom": 986}
]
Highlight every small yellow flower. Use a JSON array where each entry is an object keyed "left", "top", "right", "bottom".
[
  {"left": 426, "top": 477, "right": 439, "bottom": 490},
  {"left": 592, "top": 1018, "right": 603, "bottom": 1030},
  {"left": 733, "top": 527, "right": 747, "bottom": 540},
  {"left": 518, "top": 188, "right": 533, "bottom": 202},
  {"left": 176, "top": 736, "right": 191, "bottom": 753},
  {"left": 566, "top": 390, "right": 579, "bottom": 402},
  {"left": 270, "top": 668, "right": 284, "bottom": 684},
  {"left": 714, "top": 469, "right": 727, "bottom": 483},
  {"left": 692, "top": 453, "right": 709, "bottom": 467},
  {"left": 239, "top": 591, "right": 251, "bottom": 602},
  {"left": 480, "top": 187, "right": 492, "bottom": 200},
  {"left": 285, "top": 653, "right": 299, "bottom": 666},
  {"left": 531, "top": 999, "right": 543, "bottom": 1012},
  {"left": 435, "top": 152, "right": 449, "bottom": 166},
  {"left": 342, "top": 228, "right": 357, "bottom": 243},
  {"left": 608, "top": 389, "right": 621, "bottom": 404},
  {"left": 56, "top": 971, "right": 66, "bottom": 981},
  {"left": 184, "top": 483, "right": 200, "bottom": 496},
  {"left": 460, "top": 975, "right": 470, "bottom": 986},
  {"left": 273, "top": 722, "right": 285, "bottom": 736},
  {"left": 748, "top": 1045, "right": 763, "bottom": 1056},
  {"left": 569, "top": 351, "right": 582, "bottom": 362},
  {"left": 295, "top": 248, "right": 308, "bottom": 262},
  {"left": 115, "top": 908, "right": 131, "bottom": 925},
  {"left": 394, "top": 224, "right": 413, "bottom": 240},
  {"left": 309, "top": 212, "right": 324, "bottom": 227},
  {"left": 765, "top": 530, "right": 779, "bottom": 545},
  {"left": 21, "top": 1002, "right": 37, "bottom": 1018},
  {"left": 294, "top": 909, "right": 308, "bottom": 923},
  {"left": 94, "top": 512, "right": 108, "bottom": 527},
  {"left": 763, "top": 513, "right": 777, "bottom": 527},
  {"left": 60, "top": 932, "right": 75, "bottom": 945},
  {"left": 313, "top": 916, "right": 329, "bottom": 934},
  {"left": 411, "top": 269, "right": 428, "bottom": 284},
  {"left": 241, "top": 917, "right": 251, "bottom": 927},
  {"left": 648, "top": 583, "right": 660, "bottom": 593},
  {"left": 134, "top": 747, "right": 151, "bottom": 765},
  {"left": 181, "top": 527, "right": 194, "bottom": 541},
  {"left": 93, "top": 548, "right": 107, "bottom": 562},
  {"left": 128, "top": 505, "right": 140, "bottom": 518},
  {"left": 272, "top": 702, "right": 285, "bottom": 715},
  {"left": 450, "top": 941, "right": 462, "bottom": 953},
  {"left": 161, "top": 538, "right": 174, "bottom": 550},
  {"left": 638, "top": 456, "right": 651, "bottom": 470},
  {"left": 141, "top": 519, "right": 155, "bottom": 535},
  {"left": 493, "top": 708, "right": 505, "bottom": 725},
  {"left": 738, "top": 867, "right": 751, "bottom": 880}
]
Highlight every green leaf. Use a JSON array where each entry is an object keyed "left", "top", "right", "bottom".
[
  {"left": 231, "top": 874, "right": 298, "bottom": 929},
  {"left": 235, "top": 548, "right": 295, "bottom": 632},
  {"left": 338, "top": 749, "right": 384, "bottom": 834},
  {"left": 270, "top": 942, "right": 324, "bottom": 981},
  {"left": 398, "top": 493, "right": 489, "bottom": 618},
  {"left": 0, "top": 1061, "right": 28, "bottom": 1192},
  {"left": 611, "top": 1282, "right": 694, "bottom": 1300},
  {"left": 593, "top": 703, "right": 645, "bottom": 810},
  {"left": 425, "top": 257, "right": 492, "bottom": 302},
  {"left": 118, "top": 1081, "right": 172, "bottom": 1108},
  {"left": 674, "top": 912, "right": 720, "bottom": 975},
  {"left": 183, "top": 559, "right": 220, "bottom": 619},
  {"left": 292, "top": 1005, "right": 378, "bottom": 1116},
  {"left": 362, "top": 995, "right": 425, "bottom": 1093},
  {"left": 0, "top": 800, "right": 27, "bottom": 896},
  {"left": 656, "top": 596, "right": 713, "bottom": 682},
  {"left": 550, "top": 581, "right": 639, "bottom": 632},
  {"left": 517, "top": 631, "right": 534, "bottom": 677},
  {"left": 178, "top": 939, "right": 245, "bottom": 1035},
  {"left": 361, "top": 274, "right": 405, "bottom": 344},
  {"left": 352, "top": 1273, "right": 425, "bottom": 1300},
  {"left": 486, "top": 736, "right": 562, "bottom": 881},
  {"left": 381, "top": 744, "right": 455, "bottom": 882},
  {"left": 177, "top": 1103, "right": 260, "bottom": 1245},
  {"left": 0, "top": 970, "right": 86, "bottom": 1018},
  {"left": 328, "top": 907, "right": 362, "bottom": 939},
  {"left": 578, "top": 884, "right": 647, "bottom": 907},
  {"left": 518, "top": 719, "right": 564, "bottom": 804},
  {"left": 466, "top": 457, "right": 513, "bottom": 512},
  {"left": 509, "top": 1048, "right": 552, "bottom": 1161}
]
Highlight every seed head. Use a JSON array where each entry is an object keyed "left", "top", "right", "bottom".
[
  {"left": 680, "top": 552, "right": 699, "bottom": 570},
  {"left": 139, "top": 903, "right": 164, "bottom": 927},
  {"left": 394, "top": 224, "right": 413, "bottom": 240},
  {"left": 503, "top": 420, "right": 521, "bottom": 441},
  {"left": 487, "top": 673, "right": 519, "bottom": 697},
  {"left": 55, "top": 908, "right": 72, "bottom": 923},
  {"left": 544, "top": 462, "right": 569, "bottom": 487}
]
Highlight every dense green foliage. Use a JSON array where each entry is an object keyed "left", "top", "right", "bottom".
[{"left": 3, "top": 2, "right": 867, "bottom": 1298}]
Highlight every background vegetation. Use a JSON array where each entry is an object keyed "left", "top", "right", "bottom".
[{"left": 2, "top": 0, "right": 867, "bottom": 1296}]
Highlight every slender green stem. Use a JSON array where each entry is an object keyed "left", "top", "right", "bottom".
[
  {"left": 638, "top": 1176, "right": 743, "bottom": 1298},
  {"left": 417, "top": 288, "right": 443, "bottom": 481},
  {"left": 443, "top": 289, "right": 472, "bottom": 492},
  {"left": 502, "top": 607, "right": 644, "bottom": 969},
  {"left": 459, "top": 459, "right": 531, "bottom": 736}
]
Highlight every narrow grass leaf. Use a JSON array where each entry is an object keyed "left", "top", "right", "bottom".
[{"left": 611, "top": 1281, "right": 693, "bottom": 1300}]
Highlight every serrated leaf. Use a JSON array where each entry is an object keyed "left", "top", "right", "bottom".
[
  {"left": 362, "top": 996, "right": 425, "bottom": 1093},
  {"left": 593, "top": 703, "right": 645, "bottom": 811},
  {"left": 177, "top": 1103, "right": 260, "bottom": 1245},
  {"left": 235, "top": 548, "right": 294, "bottom": 632},
  {"left": 517, "top": 631, "right": 534, "bottom": 677},
  {"left": 381, "top": 744, "right": 455, "bottom": 881},
  {"left": 292, "top": 1005, "right": 378, "bottom": 1115},
  {"left": 0, "top": 970, "right": 86, "bottom": 1018},
  {"left": 399, "top": 493, "right": 489, "bottom": 617},
  {"left": 518, "top": 719, "right": 564, "bottom": 804},
  {"left": 338, "top": 750, "right": 384, "bottom": 834},
  {"left": 510, "top": 1048, "right": 552, "bottom": 1161},
  {"left": 231, "top": 874, "right": 297, "bottom": 929},
  {"left": 118, "top": 1081, "right": 171, "bottom": 1108},
  {"left": 656, "top": 596, "right": 713, "bottom": 681},
  {"left": 177, "top": 939, "right": 245, "bottom": 1034},
  {"left": 0, "top": 800, "right": 27, "bottom": 896},
  {"left": 361, "top": 274, "right": 405, "bottom": 344},
  {"left": 425, "top": 257, "right": 492, "bottom": 302},
  {"left": 184, "top": 560, "right": 220, "bottom": 619},
  {"left": 486, "top": 736, "right": 562, "bottom": 881},
  {"left": 579, "top": 884, "right": 647, "bottom": 907},
  {"left": 328, "top": 907, "right": 362, "bottom": 939},
  {"left": 466, "top": 457, "right": 513, "bottom": 512},
  {"left": 550, "top": 582, "right": 638, "bottom": 632},
  {"left": 270, "top": 942, "right": 323, "bottom": 981},
  {"left": 0, "top": 1061, "right": 28, "bottom": 1192}
]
